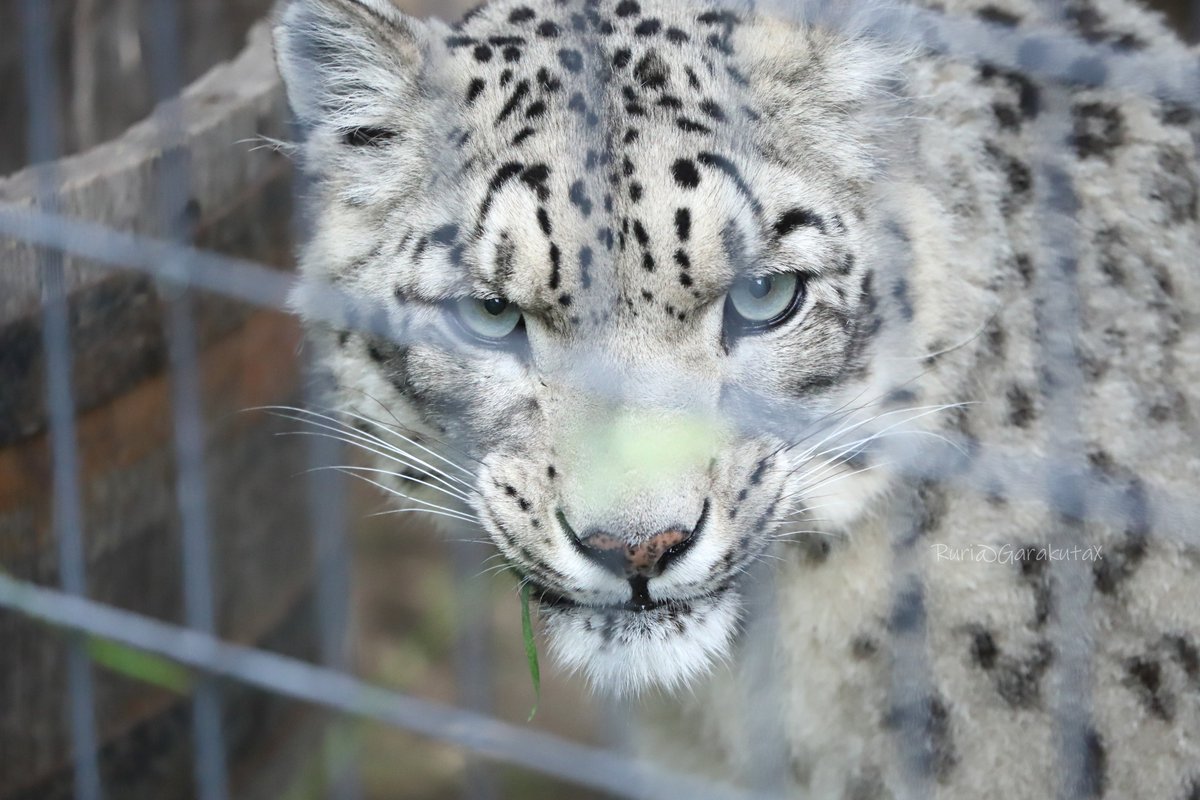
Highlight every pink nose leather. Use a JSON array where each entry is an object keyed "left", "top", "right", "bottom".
[{"left": 577, "top": 528, "right": 692, "bottom": 578}]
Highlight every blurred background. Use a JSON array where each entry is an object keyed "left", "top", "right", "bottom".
[{"left": 0, "top": 1, "right": 1196, "bottom": 799}]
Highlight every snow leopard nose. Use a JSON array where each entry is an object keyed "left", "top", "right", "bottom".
[{"left": 561, "top": 500, "right": 707, "bottom": 579}]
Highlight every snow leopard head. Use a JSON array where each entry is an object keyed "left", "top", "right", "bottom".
[{"left": 275, "top": 0, "right": 920, "bottom": 693}]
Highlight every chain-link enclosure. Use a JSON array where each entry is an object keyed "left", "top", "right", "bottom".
[{"left": 2, "top": 1, "right": 1199, "bottom": 799}]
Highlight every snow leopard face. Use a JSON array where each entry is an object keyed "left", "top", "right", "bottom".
[{"left": 275, "top": 0, "right": 915, "bottom": 693}]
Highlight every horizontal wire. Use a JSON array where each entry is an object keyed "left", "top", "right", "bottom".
[{"left": 0, "top": 574, "right": 775, "bottom": 800}]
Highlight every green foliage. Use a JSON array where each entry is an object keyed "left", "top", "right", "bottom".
[
  {"left": 520, "top": 582, "right": 540, "bottom": 721},
  {"left": 86, "top": 637, "right": 192, "bottom": 692}
]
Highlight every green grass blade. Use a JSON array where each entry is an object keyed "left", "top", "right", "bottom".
[
  {"left": 86, "top": 637, "right": 192, "bottom": 693},
  {"left": 520, "top": 582, "right": 540, "bottom": 721}
]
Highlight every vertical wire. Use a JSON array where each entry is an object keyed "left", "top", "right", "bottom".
[
  {"left": 18, "top": 2, "right": 105, "bottom": 798},
  {"left": 143, "top": 0, "right": 229, "bottom": 797},
  {"left": 451, "top": 538, "right": 499, "bottom": 800},
  {"left": 303, "top": 360, "right": 364, "bottom": 800},
  {"left": 1026, "top": 85, "right": 1097, "bottom": 800}
]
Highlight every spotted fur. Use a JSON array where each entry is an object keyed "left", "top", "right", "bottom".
[{"left": 275, "top": 0, "right": 1200, "bottom": 796}]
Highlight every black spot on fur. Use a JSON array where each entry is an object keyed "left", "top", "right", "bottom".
[
  {"left": 473, "top": 44, "right": 493, "bottom": 62},
  {"left": 1152, "top": 148, "right": 1198, "bottom": 223},
  {"left": 634, "top": 52, "right": 669, "bottom": 90},
  {"left": 699, "top": 99, "right": 726, "bottom": 121},
  {"left": 537, "top": 67, "right": 562, "bottom": 92},
  {"left": 666, "top": 27, "right": 689, "bottom": 43},
  {"left": 613, "top": 48, "right": 632, "bottom": 69},
  {"left": 1071, "top": 102, "right": 1125, "bottom": 159},
  {"left": 508, "top": 6, "right": 535, "bottom": 23},
  {"left": 676, "top": 117, "right": 711, "bottom": 134},
  {"left": 558, "top": 293, "right": 572, "bottom": 307},
  {"left": 525, "top": 100, "right": 547, "bottom": 120},
  {"left": 969, "top": 628, "right": 999, "bottom": 669},
  {"left": 615, "top": 0, "right": 640, "bottom": 16},
  {"left": 1006, "top": 384, "right": 1036, "bottom": 427},
  {"left": 632, "top": 220, "right": 650, "bottom": 247},
  {"left": 981, "top": 64, "right": 1041, "bottom": 122},
  {"left": 537, "top": 20, "right": 560, "bottom": 37},
  {"left": 496, "top": 80, "right": 531, "bottom": 123},
  {"left": 465, "top": 78, "right": 486, "bottom": 106},
  {"left": 984, "top": 142, "right": 1033, "bottom": 212},
  {"left": 672, "top": 158, "right": 701, "bottom": 188},
  {"left": 851, "top": 635, "right": 878, "bottom": 660},
  {"left": 548, "top": 243, "right": 561, "bottom": 289},
  {"left": 520, "top": 163, "right": 551, "bottom": 201},
  {"left": 775, "top": 207, "right": 827, "bottom": 237},
  {"left": 675, "top": 208, "right": 691, "bottom": 241},
  {"left": 635, "top": 18, "right": 661, "bottom": 36},
  {"left": 1125, "top": 657, "right": 1175, "bottom": 721},
  {"left": 537, "top": 207, "right": 553, "bottom": 236},
  {"left": 977, "top": 5, "right": 1020, "bottom": 25}
]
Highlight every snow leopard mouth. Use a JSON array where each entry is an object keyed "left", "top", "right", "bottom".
[{"left": 531, "top": 579, "right": 734, "bottom": 616}]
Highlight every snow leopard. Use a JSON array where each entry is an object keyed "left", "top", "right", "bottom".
[{"left": 272, "top": 0, "right": 1200, "bottom": 796}]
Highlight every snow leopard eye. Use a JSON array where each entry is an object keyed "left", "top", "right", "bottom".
[
  {"left": 725, "top": 273, "right": 804, "bottom": 333},
  {"left": 453, "top": 296, "right": 525, "bottom": 344}
]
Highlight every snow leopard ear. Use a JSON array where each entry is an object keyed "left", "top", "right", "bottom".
[
  {"left": 273, "top": 0, "right": 430, "bottom": 134},
  {"left": 735, "top": 16, "right": 911, "bottom": 174}
]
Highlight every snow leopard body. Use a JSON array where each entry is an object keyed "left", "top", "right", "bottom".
[{"left": 273, "top": 0, "right": 1200, "bottom": 796}]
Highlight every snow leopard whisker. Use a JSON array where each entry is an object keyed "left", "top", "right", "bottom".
[
  {"left": 779, "top": 461, "right": 890, "bottom": 510},
  {"left": 342, "top": 470, "right": 479, "bottom": 524},
  {"left": 267, "top": 407, "right": 477, "bottom": 495},
  {"left": 311, "top": 464, "right": 474, "bottom": 504},
  {"left": 344, "top": 389, "right": 486, "bottom": 468},
  {"left": 272, "top": 404, "right": 479, "bottom": 485},
  {"left": 278, "top": 428, "right": 476, "bottom": 501},
  {"left": 336, "top": 403, "right": 483, "bottom": 474}
]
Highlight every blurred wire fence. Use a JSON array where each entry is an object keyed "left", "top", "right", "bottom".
[{"left": 1, "top": 0, "right": 1198, "bottom": 799}]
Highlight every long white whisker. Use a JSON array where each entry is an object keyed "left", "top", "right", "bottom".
[
  {"left": 268, "top": 406, "right": 479, "bottom": 489},
  {"left": 339, "top": 408, "right": 479, "bottom": 479},
  {"left": 306, "top": 464, "right": 473, "bottom": 504},
  {"left": 369, "top": 507, "right": 482, "bottom": 525},
  {"left": 271, "top": 411, "right": 476, "bottom": 497},
  {"left": 341, "top": 470, "right": 479, "bottom": 523}
]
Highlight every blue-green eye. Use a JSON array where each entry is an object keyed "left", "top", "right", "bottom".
[
  {"left": 726, "top": 273, "right": 803, "bottom": 331},
  {"left": 454, "top": 296, "right": 524, "bottom": 342}
]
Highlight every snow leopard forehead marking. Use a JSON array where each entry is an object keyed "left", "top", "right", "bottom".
[{"left": 377, "top": 0, "right": 867, "bottom": 345}]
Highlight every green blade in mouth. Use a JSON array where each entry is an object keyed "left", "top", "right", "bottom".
[{"left": 521, "top": 581, "right": 541, "bottom": 721}]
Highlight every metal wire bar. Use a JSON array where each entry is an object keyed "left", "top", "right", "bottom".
[
  {"left": 1024, "top": 85, "right": 1097, "bottom": 800},
  {"left": 4, "top": 204, "right": 1200, "bottom": 547},
  {"left": 794, "top": 0, "right": 1200, "bottom": 109},
  {"left": 304, "top": 360, "right": 365, "bottom": 800},
  {"left": 17, "top": 2, "right": 104, "bottom": 798},
  {"left": 144, "top": 0, "right": 230, "bottom": 796},
  {"left": 0, "top": 573, "right": 775, "bottom": 800}
]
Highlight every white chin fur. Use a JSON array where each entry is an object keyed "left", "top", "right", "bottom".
[{"left": 540, "top": 590, "right": 743, "bottom": 696}]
